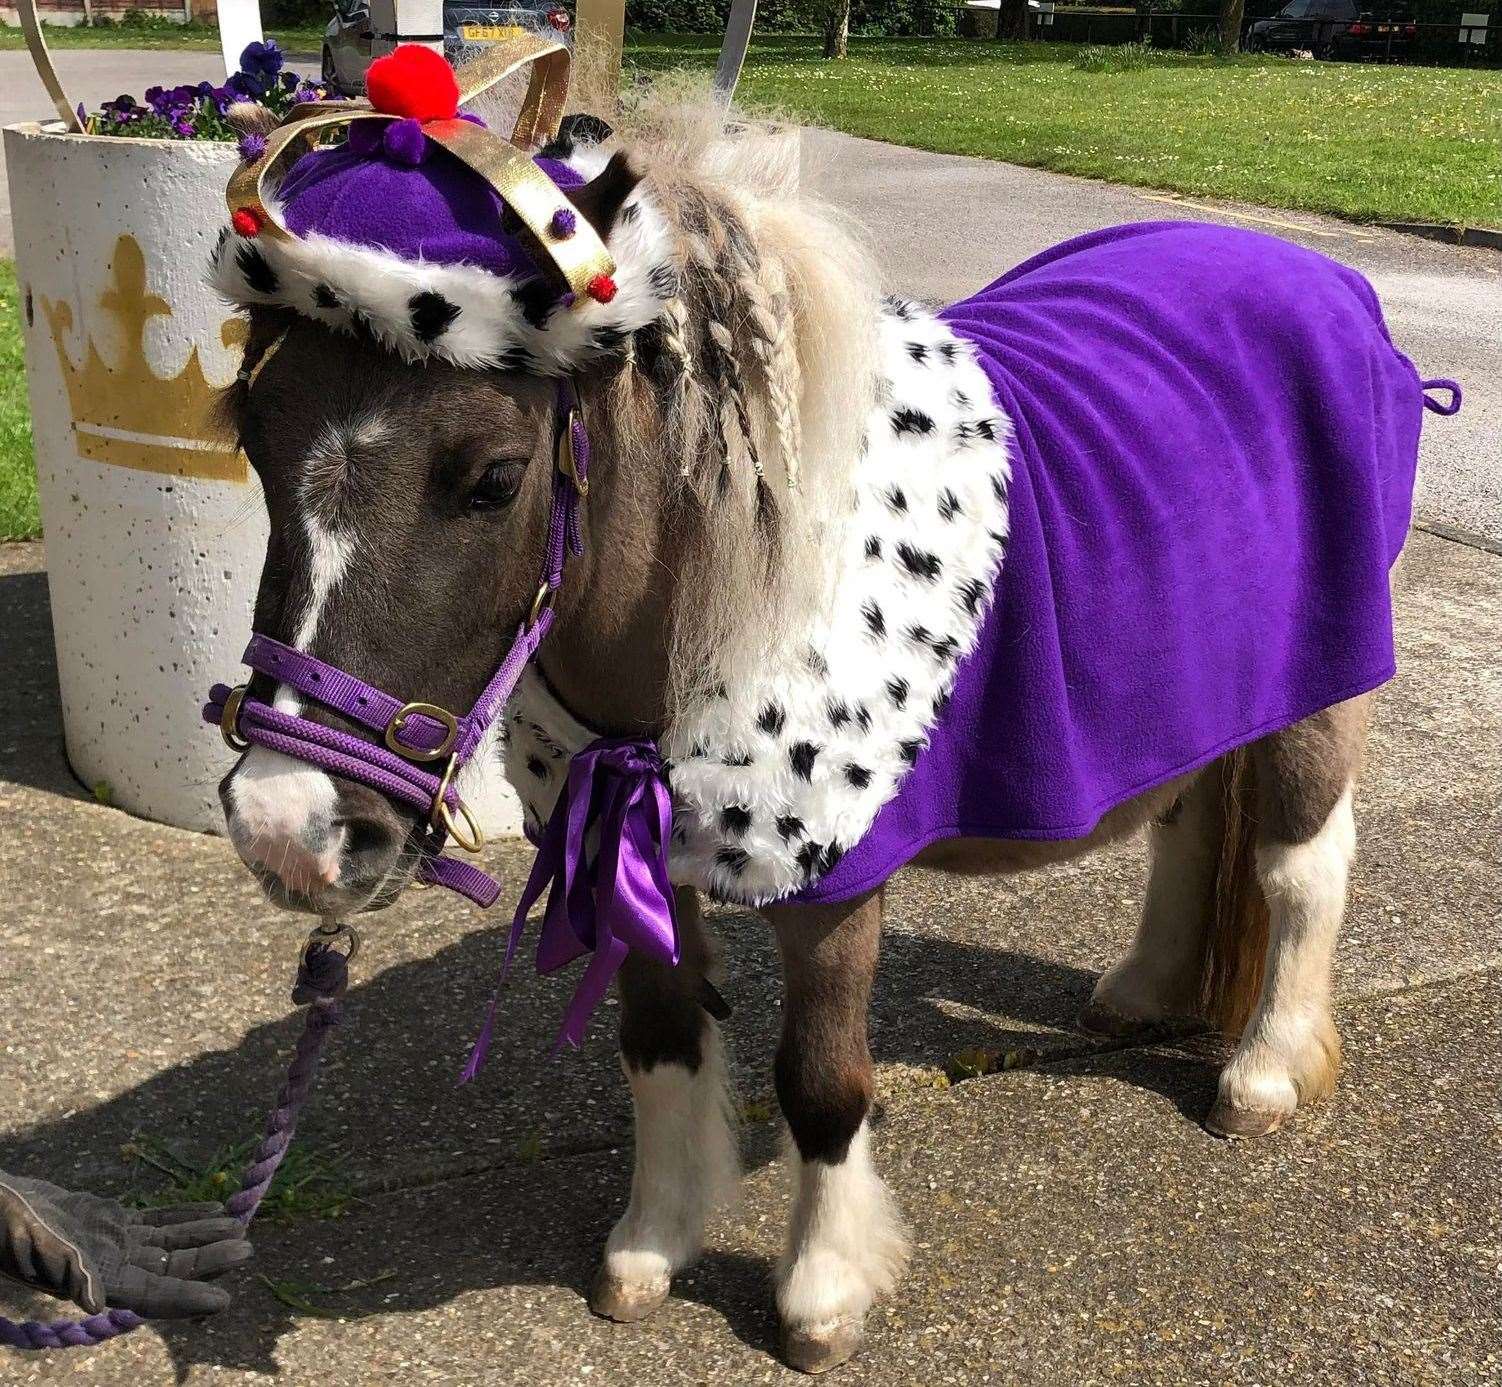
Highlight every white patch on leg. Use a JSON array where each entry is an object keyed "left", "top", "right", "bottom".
[
  {"left": 1219, "top": 788, "right": 1354, "bottom": 1117},
  {"left": 777, "top": 1122, "right": 909, "bottom": 1335},
  {"left": 602, "top": 1025, "right": 740, "bottom": 1298},
  {"left": 1089, "top": 781, "right": 1220, "bottom": 1025}
]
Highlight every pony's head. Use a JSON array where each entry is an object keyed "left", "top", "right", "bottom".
[{"left": 211, "top": 59, "right": 877, "bottom": 916}]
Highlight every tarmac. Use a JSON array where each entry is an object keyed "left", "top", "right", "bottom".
[
  {"left": 1, "top": 53, "right": 1500, "bottom": 1384},
  {"left": 1, "top": 515, "right": 1500, "bottom": 1385}
]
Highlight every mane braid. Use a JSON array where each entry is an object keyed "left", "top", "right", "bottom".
[{"left": 583, "top": 83, "right": 883, "bottom": 715}]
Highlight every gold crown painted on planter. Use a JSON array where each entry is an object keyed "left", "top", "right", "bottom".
[
  {"left": 41, "top": 235, "right": 247, "bottom": 483},
  {"left": 226, "top": 36, "right": 617, "bottom": 307}
]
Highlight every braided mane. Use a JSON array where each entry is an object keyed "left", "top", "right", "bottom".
[{"left": 583, "top": 87, "right": 882, "bottom": 715}]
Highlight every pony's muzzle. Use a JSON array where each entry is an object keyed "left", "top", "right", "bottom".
[{"left": 219, "top": 747, "right": 415, "bottom": 913}]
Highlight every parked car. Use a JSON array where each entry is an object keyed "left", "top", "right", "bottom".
[
  {"left": 1246, "top": 0, "right": 1417, "bottom": 57},
  {"left": 322, "top": 0, "right": 572, "bottom": 96},
  {"left": 1246, "top": 0, "right": 1358, "bottom": 53},
  {"left": 1330, "top": 11, "right": 1419, "bottom": 57}
]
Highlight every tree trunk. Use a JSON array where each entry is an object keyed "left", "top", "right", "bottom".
[
  {"left": 1218, "top": 0, "right": 1244, "bottom": 51},
  {"left": 996, "top": 0, "right": 1027, "bottom": 41},
  {"left": 823, "top": 0, "right": 851, "bottom": 58}
]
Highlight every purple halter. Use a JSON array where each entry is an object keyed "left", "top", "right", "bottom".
[
  {"left": 204, "top": 378, "right": 588, "bottom": 906},
  {"left": 203, "top": 378, "right": 682, "bottom": 1054}
]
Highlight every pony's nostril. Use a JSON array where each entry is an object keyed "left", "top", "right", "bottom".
[{"left": 339, "top": 815, "right": 400, "bottom": 871}]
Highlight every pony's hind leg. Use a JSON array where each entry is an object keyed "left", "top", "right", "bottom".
[
  {"left": 766, "top": 891, "right": 908, "bottom": 1375},
  {"left": 1208, "top": 699, "right": 1369, "bottom": 1138},
  {"left": 591, "top": 887, "right": 740, "bottom": 1322},
  {"left": 1080, "top": 768, "right": 1224, "bottom": 1036}
]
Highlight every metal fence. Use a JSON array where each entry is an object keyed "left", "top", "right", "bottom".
[{"left": 1016, "top": 6, "right": 1499, "bottom": 65}]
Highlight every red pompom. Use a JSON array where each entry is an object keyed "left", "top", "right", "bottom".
[
  {"left": 586, "top": 273, "right": 618, "bottom": 304},
  {"left": 231, "top": 206, "right": 263, "bottom": 237},
  {"left": 366, "top": 44, "right": 460, "bottom": 124}
]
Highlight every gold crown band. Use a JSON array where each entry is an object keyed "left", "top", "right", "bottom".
[
  {"left": 453, "top": 34, "right": 571, "bottom": 149},
  {"left": 224, "top": 41, "right": 612, "bottom": 301},
  {"left": 421, "top": 118, "right": 613, "bottom": 300}
]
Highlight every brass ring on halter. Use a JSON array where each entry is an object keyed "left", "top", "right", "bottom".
[
  {"left": 220, "top": 684, "right": 252, "bottom": 752},
  {"left": 432, "top": 755, "right": 486, "bottom": 854},
  {"left": 556, "top": 410, "right": 588, "bottom": 496},
  {"left": 305, "top": 918, "right": 362, "bottom": 967},
  {"left": 528, "top": 581, "right": 556, "bottom": 630},
  {"left": 385, "top": 701, "right": 460, "bottom": 763}
]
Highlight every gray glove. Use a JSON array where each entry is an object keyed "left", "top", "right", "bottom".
[{"left": 0, "top": 1171, "right": 252, "bottom": 1318}]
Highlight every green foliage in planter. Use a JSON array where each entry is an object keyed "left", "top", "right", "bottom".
[{"left": 82, "top": 39, "right": 331, "bottom": 141}]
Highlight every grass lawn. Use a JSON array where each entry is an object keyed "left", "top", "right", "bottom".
[
  {"left": 0, "top": 261, "right": 38, "bottom": 542},
  {"left": 0, "top": 21, "right": 325, "bottom": 52},
  {"left": 629, "top": 35, "right": 1502, "bottom": 229}
]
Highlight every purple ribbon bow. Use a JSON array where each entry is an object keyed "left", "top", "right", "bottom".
[{"left": 459, "top": 737, "right": 679, "bottom": 1076}]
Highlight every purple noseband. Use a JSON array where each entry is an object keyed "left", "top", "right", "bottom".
[{"left": 204, "top": 378, "right": 682, "bottom": 1056}]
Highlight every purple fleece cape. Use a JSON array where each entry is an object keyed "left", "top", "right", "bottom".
[{"left": 796, "top": 221, "right": 1427, "bottom": 906}]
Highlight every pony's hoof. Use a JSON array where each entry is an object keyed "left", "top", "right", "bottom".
[
  {"left": 589, "top": 1268, "right": 671, "bottom": 1323},
  {"left": 1205, "top": 1097, "right": 1286, "bottom": 1140},
  {"left": 1078, "top": 1000, "right": 1197, "bottom": 1039},
  {"left": 1076, "top": 999, "right": 1145, "bottom": 1037},
  {"left": 782, "top": 1318, "right": 864, "bottom": 1374}
]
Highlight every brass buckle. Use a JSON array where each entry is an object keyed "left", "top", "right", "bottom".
[
  {"left": 220, "top": 684, "right": 251, "bottom": 752},
  {"left": 557, "top": 410, "right": 588, "bottom": 497},
  {"left": 432, "top": 754, "right": 486, "bottom": 854},
  {"left": 528, "top": 581, "right": 555, "bottom": 630},
  {"left": 305, "top": 918, "right": 361, "bottom": 967},
  {"left": 384, "top": 702, "right": 459, "bottom": 763}
]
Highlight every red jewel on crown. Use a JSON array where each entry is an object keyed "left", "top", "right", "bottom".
[
  {"left": 231, "top": 206, "right": 264, "bottom": 238},
  {"left": 365, "top": 44, "right": 460, "bottom": 124},
  {"left": 587, "top": 274, "right": 618, "bottom": 304}
]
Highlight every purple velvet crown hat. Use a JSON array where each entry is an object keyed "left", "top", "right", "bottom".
[{"left": 209, "top": 40, "right": 675, "bottom": 374}]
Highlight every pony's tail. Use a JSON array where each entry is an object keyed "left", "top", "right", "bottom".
[{"left": 1199, "top": 748, "right": 1270, "bottom": 1036}]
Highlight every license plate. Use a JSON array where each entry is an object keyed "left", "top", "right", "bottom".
[{"left": 460, "top": 23, "right": 526, "bottom": 40}]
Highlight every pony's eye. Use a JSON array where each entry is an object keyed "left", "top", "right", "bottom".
[{"left": 468, "top": 460, "right": 525, "bottom": 511}]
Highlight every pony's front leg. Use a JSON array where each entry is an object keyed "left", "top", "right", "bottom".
[
  {"left": 767, "top": 891, "right": 909, "bottom": 1374},
  {"left": 591, "top": 887, "right": 740, "bottom": 1323}
]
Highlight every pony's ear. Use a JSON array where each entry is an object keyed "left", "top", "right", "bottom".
[
  {"left": 569, "top": 151, "right": 643, "bottom": 245},
  {"left": 225, "top": 100, "right": 281, "bottom": 139}
]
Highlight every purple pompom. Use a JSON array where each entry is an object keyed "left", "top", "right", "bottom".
[
  {"left": 382, "top": 117, "right": 429, "bottom": 167},
  {"left": 237, "top": 131, "right": 268, "bottom": 163},
  {"left": 549, "top": 207, "right": 577, "bottom": 239}
]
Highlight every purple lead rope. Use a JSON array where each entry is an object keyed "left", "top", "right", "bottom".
[{"left": 0, "top": 936, "right": 351, "bottom": 1352}]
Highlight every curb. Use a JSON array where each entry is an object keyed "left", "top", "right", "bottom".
[
  {"left": 1376, "top": 221, "right": 1502, "bottom": 252},
  {"left": 1414, "top": 518, "right": 1502, "bottom": 559}
]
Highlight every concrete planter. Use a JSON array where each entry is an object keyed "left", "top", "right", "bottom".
[{"left": 4, "top": 121, "right": 525, "bottom": 836}]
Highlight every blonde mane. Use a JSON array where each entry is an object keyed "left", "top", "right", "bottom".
[{"left": 595, "top": 85, "right": 882, "bottom": 716}]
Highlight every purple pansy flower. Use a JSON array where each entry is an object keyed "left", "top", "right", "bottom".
[{"left": 239, "top": 40, "right": 285, "bottom": 80}]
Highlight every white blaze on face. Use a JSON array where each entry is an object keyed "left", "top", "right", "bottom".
[{"left": 226, "top": 416, "right": 383, "bottom": 884}]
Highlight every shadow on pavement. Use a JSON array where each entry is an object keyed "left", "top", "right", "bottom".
[
  {"left": 0, "top": 560, "right": 84, "bottom": 803},
  {"left": 0, "top": 895, "right": 1204, "bottom": 1375}
]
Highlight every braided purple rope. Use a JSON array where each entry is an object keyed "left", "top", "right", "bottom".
[
  {"left": 0, "top": 943, "right": 349, "bottom": 1352},
  {"left": 226, "top": 945, "right": 348, "bottom": 1225}
]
